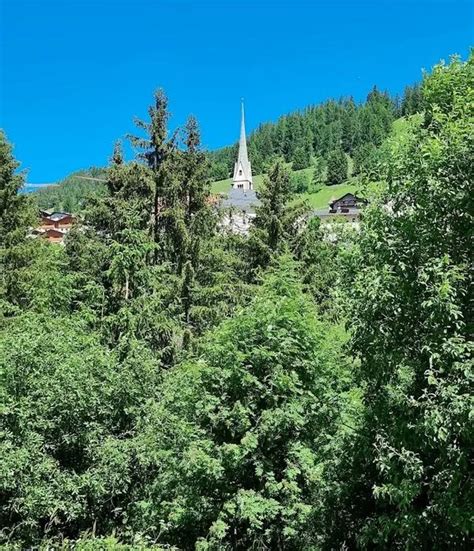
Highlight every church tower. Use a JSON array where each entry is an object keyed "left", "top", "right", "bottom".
[{"left": 232, "top": 99, "right": 253, "bottom": 191}]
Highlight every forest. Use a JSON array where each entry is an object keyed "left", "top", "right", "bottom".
[
  {"left": 0, "top": 54, "right": 472, "bottom": 550},
  {"left": 208, "top": 81, "right": 422, "bottom": 180}
]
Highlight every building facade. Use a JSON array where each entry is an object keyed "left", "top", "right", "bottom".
[{"left": 32, "top": 211, "right": 77, "bottom": 243}]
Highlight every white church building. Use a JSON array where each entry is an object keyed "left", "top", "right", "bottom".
[{"left": 232, "top": 100, "right": 253, "bottom": 191}]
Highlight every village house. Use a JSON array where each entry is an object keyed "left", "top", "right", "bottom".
[
  {"left": 31, "top": 210, "right": 77, "bottom": 243},
  {"left": 314, "top": 192, "right": 368, "bottom": 224}
]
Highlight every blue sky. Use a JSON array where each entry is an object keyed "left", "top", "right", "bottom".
[{"left": 1, "top": 0, "right": 472, "bottom": 183}]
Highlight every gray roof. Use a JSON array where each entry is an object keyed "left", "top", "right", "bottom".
[
  {"left": 221, "top": 188, "right": 260, "bottom": 211},
  {"left": 49, "top": 212, "right": 72, "bottom": 221}
]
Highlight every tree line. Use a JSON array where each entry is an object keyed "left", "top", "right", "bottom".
[
  {"left": 0, "top": 55, "right": 471, "bottom": 550},
  {"left": 33, "top": 82, "right": 423, "bottom": 214},
  {"left": 208, "top": 82, "right": 423, "bottom": 180}
]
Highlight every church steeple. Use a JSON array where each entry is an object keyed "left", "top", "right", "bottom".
[{"left": 232, "top": 99, "right": 253, "bottom": 191}]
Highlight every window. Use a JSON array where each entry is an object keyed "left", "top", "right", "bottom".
[{"left": 239, "top": 169, "right": 242, "bottom": 175}]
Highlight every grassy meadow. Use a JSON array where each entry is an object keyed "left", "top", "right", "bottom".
[{"left": 211, "top": 167, "right": 359, "bottom": 210}]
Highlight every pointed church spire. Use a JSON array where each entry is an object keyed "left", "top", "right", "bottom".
[
  {"left": 238, "top": 99, "right": 249, "bottom": 164},
  {"left": 232, "top": 98, "right": 253, "bottom": 191}
]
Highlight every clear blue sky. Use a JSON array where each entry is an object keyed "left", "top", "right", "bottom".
[{"left": 1, "top": 0, "right": 472, "bottom": 183}]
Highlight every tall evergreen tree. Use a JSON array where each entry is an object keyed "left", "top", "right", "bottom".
[
  {"left": 0, "top": 131, "right": 35, "bottom": 248},
  {"left": 248, "top": 162, "right": 308, "bottom": 272},
  {"left": 326, "top": 148, "right": 348, "bottom": 185},
  {"left": 0, "top": 131, "right": 37, "bottom": 309},
  {"left": 341, "top": 97, "right": 358, "bottom": 153},
  {"left": 175, "top": 115, "right": 218, "bottom": 332},
  {"left": 401, "top": 83, "right": 423, "bottom": 117},
  {"left": 292, "top": 145, "right": 311, "bottom": 170},
  {"left": 129, "top": 89, "right": 175, "bottom": 263}
]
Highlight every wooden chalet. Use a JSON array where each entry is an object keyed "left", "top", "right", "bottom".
[
  {"left": 40, "top": 211, "right": 76, "bottom": 230},
  {"left": 329, "top": 193, "right": 367, "bottom": 213},
  {"left": 314, "top": 192, "right": 368, "bottom": 223},
  {"left": 33, "top": 211, "right": 77, "bottom": 243}
]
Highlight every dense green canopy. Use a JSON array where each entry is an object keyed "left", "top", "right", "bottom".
[{"left": 0, "top": 54, "right": 472, "bottom": 549}]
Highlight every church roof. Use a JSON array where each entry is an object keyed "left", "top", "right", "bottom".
[{"left": 221, "top": 188, "right": 260, "bottom": 211}]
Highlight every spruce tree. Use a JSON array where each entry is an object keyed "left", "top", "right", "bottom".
[
  {"left": 341, "top": 97, "right": 358, "bottom": 153},
  {"left": 180, "top": 116, "right": 212, "bottom": 235},
  {"left": 176, "top": 115, "right": 218, "bottom": 333},
  {"left": 292, "top": 145, "right": 311, "bottom": 170},
  {"left": 326, "top": 148, "right": 348, "bottom": 185},
  {"left": 248, "top": 162, "right": 308, "bottom": 272},
  {"left": 0, "top": 131, "right": 35, "bottom": 248},
  {"left": 129, "top": 89, "right": 175, "bottom": 263},
  {"left": 0, "top": 131, "right": 37, "bottom": 308},
  {"left": 401, "top": 83, "right": 423, "bottom": 117}
]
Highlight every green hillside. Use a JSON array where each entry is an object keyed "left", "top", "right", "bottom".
[
  {"left": 303, "top": 182, "right": 359, "bottom": 209},
  {"left": 211, "top": 167, "right": 359, "bottom": 210},
  {"left": 33, "top": 168, "right": 107, "bottom": 212}
]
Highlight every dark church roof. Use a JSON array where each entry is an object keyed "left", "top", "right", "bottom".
[{"left": 221, "top": 188, "right": 260, "bottom": 211}]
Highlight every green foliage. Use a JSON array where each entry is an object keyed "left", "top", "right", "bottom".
[
  {"left": 65, "top": 138, "right": 181, "bottom": 362},
  {"left": 291, "top": 145, "right": 311, "bottom": 171},
  {"left": 310, "top": 156, "right": 326, "bottom": 191},
  {"left": 333, "top": 53, "right": 474, "bottom": 548},
  {"left": 352, "top": 142, "right": 378, "bottom": 177},
  {"left": 0, "top": 131, "right": 41, "bottom": 311},
  {"left": 248, "top": 162, "right": 309, "bottom": 273},
  {"left": 33, "top": 167, "right": 107, "bottom": 213},
  {"left": 130, "top": 257, "right": 352, "bottom": 549},
  {"left": 0, "top": 312, "right": 159, "bottom": 545},
  {"left": 1, "top": 54, "right": 471, "bottom": 550},
  {"left": 290, "top": 169, "right": 310, "bottom": 193},
  {"left": 294, "top": 216, "right": 345, "bottom": 314},
  {"left": 14, "top": 536, "right": 172, "bottom": 550},
  {"left": 4, "top": 240, "right": 77, "bottom": 315},
  {"left": 326, "top": 148, "right": 348, "bottom": 185},
  {"left": 0, "top": 131, "right": 36, "bottom": 248},
  {"left": 400, "top": 82, "right": 423, "bottom": 117}
]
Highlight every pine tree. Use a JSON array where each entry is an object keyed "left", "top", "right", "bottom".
[
  {"left": 248, "top": 162, "right": 308, "bottom": 272},
  {"left": 0, "top": 131, "right": 35, "bottom": 248},
  {"left": 326, "top": 148, "right": 348, "bottom": 185},
  {"left": 0, "top": 131, "right": 37, "bottom": 308},
  {"left": 129, "top": 89, "right": 175, "bottom": 263}
]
